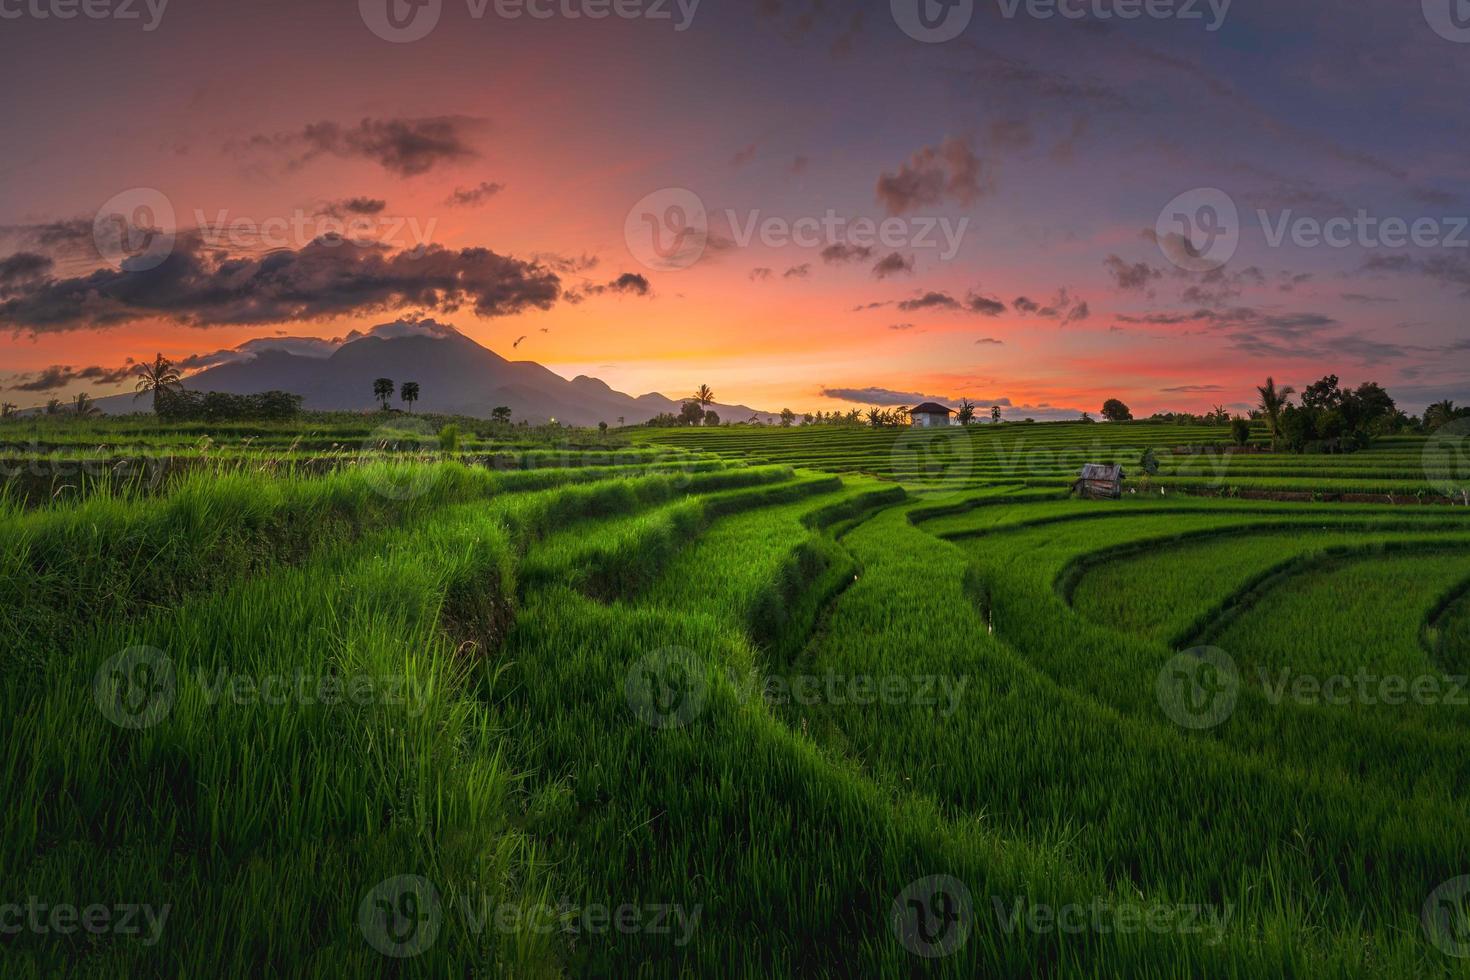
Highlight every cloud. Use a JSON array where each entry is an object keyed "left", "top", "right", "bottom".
[
  {"left": 1103, "top": 254, "right": 1164, "bottom": 291},
  {"left": 321, "top": 197, "right": 387, "bottom": 218},
  {"left": 7, "top": 361, "right": 136, "bottom": 392},
  {"left": 871, "top": 252, "right": 914, "bottom": 279},
  {"left": 0, "top": 235, "right": 561, "bottom": 331},
  {"left": 876, "top": 136, "right": 991, "bottom": 216},
  {"left": 244, "top": 116, "right": 481, "bottom": 177},
  {"left": 1340, "top": 292, "right": 1396, "bottom": 304},
  {"left": 783, "top": 263, "right": 811, "bottom": 279},
  {"left": 1360, "top": 253, "right": 1470, "bottom": 294},
  {"left": 1161, "top": 384, "right": 1225, "bottom": 393},
  {"left": 1014, "top": 287, "right": 1088, "bottom": 324},
  {"left": 820, "top": 243, "right": 874, "bottom": 264},
  {"left": 445, "top": 181, "right": 504, "bottom": 207},
  {"left": 894, "top": 289, "right": 1007, "bottom": 315},
  {"left": 820, "top": 385, "right": 950, "bottom": 406},
  {"left": 580, "top": 272, "right": 651, "bottom": 297},
  {"left": 0, "top": 252, "right": 54, "bottom": 292},
  {"left": 975, "top": 336, "right": 1004, "bottom": 345},
  {"left": 749, "top": 267, "right": 773, "bottom": 281},
  {"left": 889, "top": 322, "right": 917, "bottom": 331}
]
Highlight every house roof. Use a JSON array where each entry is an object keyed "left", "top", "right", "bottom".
[
  {"left": 908, "top": 402, "right": 954, "bottom": 415},
  {"left": 1078, "top": 463, "right": 1125, "bottom": 480}
]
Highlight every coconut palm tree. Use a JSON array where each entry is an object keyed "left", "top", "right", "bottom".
[
  {"left": 400, "top": 381, "right": 420, "bottom": 412},
  {"left": 373, "top": 378, "right": 394, "bottom": 411},
  {"left": 1256, "top": 376, "right": 1296, "bottom": 450},
  {"left": 693, "top": 384, "right": 715, "bottom": 409},
  {"left": 133, "top": 353, "right": 183, "bottom": 410},
  {"left": 1425, "top": 399, "right": 1458, "bottom": 432},
  {"left": 72, "top": 392, "right": 100, "bottom": 417},
  {"left": 955, "top": 399, "right": 976, "bottom": 425}
]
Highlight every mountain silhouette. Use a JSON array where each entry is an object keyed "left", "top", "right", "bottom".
[{"left": 96, "top": 324, "right": 774, "bottom": 426}]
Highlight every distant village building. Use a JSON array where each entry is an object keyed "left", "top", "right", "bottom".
[
  {"left": 908, "top": 402, "right": 955, "bottom": 428},
  {"left": 1073, "top": 463, "right": 1125, "bottom": 499}
]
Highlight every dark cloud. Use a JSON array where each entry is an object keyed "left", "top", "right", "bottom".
[
  {"left": 0, "top": 235, "right": 561, "bottom": 331},
  {"left": 8, "top": 361, "right": 135, "bottom": 392},
  {"left": 876, "top": 136, "right": 991, "bottom": 216},
  {"left": 1014, "top": 287, "right": 1088, "bottom": 323},
  {"left": 581, "top": 272, "right": 651, "bottom": 297},
  {"left": 749, "top": 267, "right": 773, "bottom": 281},
  {"left": 871, "top": 252, "right": 914, "bottom": 279},
  {"left": 965, "top": 292, "right": 1006, "bottom": 316},
  {"left": 1340, "top": 292, "right": 1397, "bottom": 304},
  {"left": 1103, "top": 254, "right": 1164, "bottom": 291},
  {"left": 1361, "top": 253, "right": 1470, "bottom": 294},
  {"left": 1013, "top": 296, "right": 1039, "bottom": 314},
  {"left": 321, "top": 197, "right": 387, "bottom": 218},
  {"left": 888, "top": 322, "right": 917, "bottom": 331},
  {"left": 783, "top": 263, "right": 811, "bottom": 279},
  {"left": 0, "top": 252, "right": 54, "bottom": 292},
  {"left": 820, "top": 243, "right": 874, "bottom": 264},
  {"left": 1161, "top": 384, "right": 1225, "bottom": 393},
  {"left": 820, "top": 385, "right": 949, "bottom": 406},
  {"left": 244, "top": 116, "right": 481, "bottom": 177},
  {"left": 897, "top": 291, "right": 961, "bottom": 312},
  {"left": 975, "top": 336, "right": 1004, "bottom": 345},
  {"left": 445, "top": 181, "right": 504, "bottom": 207}
]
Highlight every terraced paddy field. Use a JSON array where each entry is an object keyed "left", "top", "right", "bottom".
[{"left": 6, "top": 418, "right": 1470, "bottom": 976}]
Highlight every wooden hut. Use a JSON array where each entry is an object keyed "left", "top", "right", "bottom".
[{"left": 1073, "top": 463, "right": 1125, "bottom": 499}]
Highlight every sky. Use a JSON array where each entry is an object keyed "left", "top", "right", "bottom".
[{"left": 1, "top": 0, "right": 1467, "bottom": 418}]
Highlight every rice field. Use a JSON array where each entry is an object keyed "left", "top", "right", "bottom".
[{"left": 5, "top": 416, "right": 1470, "bottom": 976}]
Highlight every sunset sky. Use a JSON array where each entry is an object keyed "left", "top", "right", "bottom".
[{"left": 2, "top": 0, "right": 1467, "bottom": 417}]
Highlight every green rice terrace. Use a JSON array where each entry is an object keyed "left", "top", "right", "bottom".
[{"left": 6, "top": 415, "right": 1470, "bottom": 976}]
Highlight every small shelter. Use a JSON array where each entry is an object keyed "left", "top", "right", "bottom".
[
  {"left": 908, "top": 402, "right": 955, "bottom": 428},
  {"left": 1073, "top": 463, "right": 1125, "bottom": 499}
]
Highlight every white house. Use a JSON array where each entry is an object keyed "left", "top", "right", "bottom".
[{"left": 908, "top": 402, "right": 955, "bottom": 427}]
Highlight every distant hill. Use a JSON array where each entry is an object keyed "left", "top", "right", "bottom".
[{"left": 94, "top": 322, "right": 775, "bottom": 426}]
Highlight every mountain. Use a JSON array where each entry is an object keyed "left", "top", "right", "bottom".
[{"left": 94, "top": 323, "right": 776, "bottom": 426}]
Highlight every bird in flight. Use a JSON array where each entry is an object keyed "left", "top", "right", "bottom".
[{"left": 513, "top": 335, "right": 527, "bottom": 348}]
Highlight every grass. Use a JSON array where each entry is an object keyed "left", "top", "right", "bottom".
[{"left": 5, "top": 417, "right": 1470, "bottom": 976}]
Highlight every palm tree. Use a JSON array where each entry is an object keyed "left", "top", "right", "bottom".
[
  {"left": 990, "top": 405, "right": 1002, "bottom": 423},
  {"left": 400, "top": 381, "right": 420, "bottom": 412},
  {"left": 693, "top": 384, "right": 715, "bottom": 409},
  {"left": 1425, "top": 399, "right": 1457, "bottom": 432},
  {"left": 373, "top": 378, "right": 394, "bottom": 411},
  {"left": 133, "top": 353, "right": 183, "bottom": 410},
  {"left": 955, "top": 399, "right": 976, "bottom": 425},
  {"left": 1256, "top": 376, "right": 1296, "bottom": 450},
  {"left": 0, "top": 402, "right": 17, "bottom": 419},
  {"left": 72, "top": 392, "right": 100, "bottom": 417},
  {"left": 44, "top": 398, "right": 63, "bottom": 415}
]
